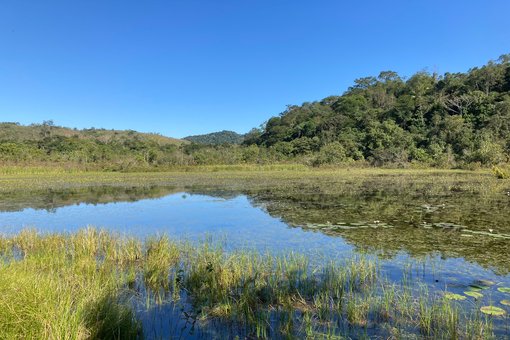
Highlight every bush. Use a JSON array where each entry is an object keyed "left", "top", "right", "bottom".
[
  {"left": 492, "top": 166, "right": 509, "bottom": 179},
  {"left": 313, "top": 142, "right": 348, "bottom": 166}
]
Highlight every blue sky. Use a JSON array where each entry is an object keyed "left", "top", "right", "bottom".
[{"left": 1, "top": 1, "right": 509, "bottom": 138}]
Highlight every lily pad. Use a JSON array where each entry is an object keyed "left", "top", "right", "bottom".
[
  {"left": 467, "top": 285, "right": 484, "bottom": 292},
  {"left": 497, "top": 287, "right": 510, "bottom": 294},
  {"left": 444, "top": 293, "right": 466, "bottom": 301},
  {"left": 501, "top": 300, "right": 510, "bottom": 306},
  {"left": 473, "top": 279, "right": 496, "bottom": 287},
  {"left": 480, "top": 306, "right": 506, "bottom": 316},
  {"left": 464, "top": 291, "right": 483, "bottom": 299}
]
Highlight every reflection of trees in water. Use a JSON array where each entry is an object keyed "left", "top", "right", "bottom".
[
  {"left": 0, "top": 186, "right": 179, "bottom": 213},
  {"left": 242, "top": 185, "right": 510, "bottom": 275},
  {"left": 184, "top": 183, "right": 510, "bottom": 274},
  {"left": 1, "top": 179, "right": 509, "bottom": 274}
]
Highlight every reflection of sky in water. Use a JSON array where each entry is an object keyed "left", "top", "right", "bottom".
[
  {"left": 0, "top": 193, "right": 355, "bottom": 259},
  {"left": 1, "top": 192, "right": 509, "bottom": 293}
]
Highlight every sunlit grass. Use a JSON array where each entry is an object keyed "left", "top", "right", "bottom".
[{"left": 0, "top": 228, "right": 503, "bottom": 339}]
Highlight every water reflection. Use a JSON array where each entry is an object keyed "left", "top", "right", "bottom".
[
  {"left": 0, "top": 184, "right": 509, "bottom": 275},
  {"left": 1, "top": 184, "right": 509, "bottom": 337}
]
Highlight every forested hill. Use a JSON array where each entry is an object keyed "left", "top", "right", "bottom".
[
  {"left": 245, "top": 54, "right": 510, "bottom": 166},
  {"left": 184, "top": 130, "right": 245, "bottom": 145}
]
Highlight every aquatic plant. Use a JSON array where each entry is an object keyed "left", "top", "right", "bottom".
[
  {"left": 464, "top": 291, "right": 484, "bottom": 299},
  {"left": 480, "top": 306, "right": 506, "bottom": 316},
  {"left": 444, "top": 292, "right": 467, "bottom": 301},
  {"left": 0, "top": 228, "right": 507, "bottom": 339}
]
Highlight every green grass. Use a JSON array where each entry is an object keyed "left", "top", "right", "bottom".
[
  {"left": 0, "top": 228, "right": 140, "bottom": 339},
  {"left": 0, "top": 228, "right": 503, "bottom": 339}
]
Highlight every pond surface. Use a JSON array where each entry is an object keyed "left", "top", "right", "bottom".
[
  {"left": 1, "top": 180, "right": 509, "bottom": 337},
  {"left": 0, "top": 191, "right": 356, "bottom": 260}
]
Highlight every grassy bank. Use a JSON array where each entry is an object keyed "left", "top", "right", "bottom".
[
  {"left": 0, "top": 165, "right": 500, "bottom": 192},
  {"left": 0, "top": 228, "right": 504, "bottom": 339}
]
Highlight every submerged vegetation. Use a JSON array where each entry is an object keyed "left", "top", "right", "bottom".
[
  {"left": 0, "top": 228, "right": 507, "bottom": 339},
  {"left": 1, "top": 54, "right": 510, "bottom": 170}
]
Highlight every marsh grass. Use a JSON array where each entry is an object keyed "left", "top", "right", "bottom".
[{"left": 0, "top": 228, "right": 503, "bottom": 339}]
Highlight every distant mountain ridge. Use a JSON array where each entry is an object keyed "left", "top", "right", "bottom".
[{"left": 184, "top": 130, "right": 245, "bottom": 145}]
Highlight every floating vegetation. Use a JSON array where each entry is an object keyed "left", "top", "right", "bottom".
[
  {"left": 419, "top": 224, "right": 510, "bottom": 239},
  {"left": 464, "top": 291, "right": 483, "bottom": 299},
  {"left": 501, "top": 300, "right": 510, "bottom": 306},
  {"left": 474, "top": 280, "right": 496, "bottom": 287},
  {"left": 468, "top": 285, "right": 484, "bottom": 292},
  {"left": 462, "top": 230, "right": 510, "bottom": 239},
  {"left": 417, "top": 203, "right": 447, "bottom": 213},
  {"left": 480, "top": 306, "right": 506, "bottom": 316},
  {"left": 444, "top": 293, "right": 467, "bottom": 301},
  {"left": 304, "top": 221, "right": 395, "bottom": 232},
  {"left": 498, "top": 287, "right": 510, "bottom": 294}
]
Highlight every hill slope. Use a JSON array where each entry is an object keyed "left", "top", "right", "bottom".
[
  {"left": 0, "top": 122, "right": 184, "bottom": 146},
  {"left": 245, "top": 54, "right": 510, "bottom": 166},
  {"left": 184, "top": 130, "right": 244, "bottom": 145},
  {"left": 0, "top": 122, "right": 190, "bottom": 169}
]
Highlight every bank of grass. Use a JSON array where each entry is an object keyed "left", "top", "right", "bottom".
[
  {"left": 1, "top": 167, "right": 507, "bottom": 218},
  {"left": 0, "top": 165, "right": 500, "bottom": 192},
  {"left": 0, "top": 228, "right": 501, "bottom": 339}
]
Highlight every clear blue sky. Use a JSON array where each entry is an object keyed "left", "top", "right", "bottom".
[{"left": 1, "top": 1, "right": 509, "bottom": 138}]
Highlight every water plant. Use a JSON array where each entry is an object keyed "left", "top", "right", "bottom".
[
  {"left": 444, "top": 292, "right": 467, "bottom": 301},
  {"left": 0, "top": 228, "right": 507, "bottom": 339},
  {"left": 480, "top": 306, "right": 506, "bottom": 316},
  {"left": 464, "top": 291, "right": 484, "bottom": 299}
]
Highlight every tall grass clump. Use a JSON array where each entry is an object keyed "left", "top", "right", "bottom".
[{"left": 0, "top": 229, "right": 140, "bottom": 339}]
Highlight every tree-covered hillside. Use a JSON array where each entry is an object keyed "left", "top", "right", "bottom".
[
  {"left": 245, "top": 54, "right": 510, "bottom": 166},
  {"left": 184, "top": 130, "right": 245, "bottom": 145}
]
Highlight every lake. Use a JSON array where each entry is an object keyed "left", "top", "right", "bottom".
[{"left": 1, "top": 172, "right": 509, "bottom": 337}]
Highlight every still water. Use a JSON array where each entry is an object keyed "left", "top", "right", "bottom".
[
  {"left": 1, "top": 183, "right": 509, "bottom": 337},
  {"left": 0, "top": 192, "right": 356, "bottom": 259}
]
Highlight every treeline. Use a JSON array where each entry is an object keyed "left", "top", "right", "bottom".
[
  {"left": 1, "top": 55, "right": 509, "bottom": 169},
  {"left": 244, "top": 54, "right": 510, "bottom": 167}
]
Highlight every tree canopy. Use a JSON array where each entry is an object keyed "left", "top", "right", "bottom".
[{"left": 245, "top": 54, "right": 510, "bottom": 167}]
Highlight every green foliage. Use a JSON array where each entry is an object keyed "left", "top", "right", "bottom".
[
  {"left": 313, "top": 142, "right": 348, "bottom": 166},
  {"left": 184, "top": 130, "right": 245, "bottom": 145},
  {"left": 246, "top": 54, "right": 510, "bottom": 167},
  {"left": 492, "top": 166, "right": 509, "bottom": 179}
]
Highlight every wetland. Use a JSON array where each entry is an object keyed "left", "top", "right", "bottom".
[{"left": 0, "top": 169, "right": 509, "bottom": 338}]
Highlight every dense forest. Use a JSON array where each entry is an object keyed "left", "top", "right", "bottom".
[
  {"left": 244, "top": 54, "right": 510, "bottom": 167},
  {"left": 184, "top": 130, "right": 245, "bottom": 145},
  {"left": 1, "top": 54, "right": 509, "bottom": 169}
]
